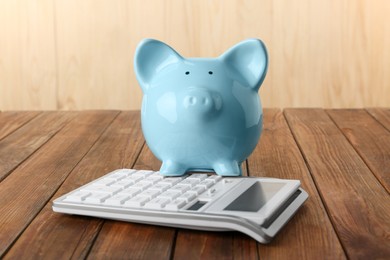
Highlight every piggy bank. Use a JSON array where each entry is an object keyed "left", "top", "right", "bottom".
[{"left": 134, "top": 38, "right": 268, "bottom": 176}]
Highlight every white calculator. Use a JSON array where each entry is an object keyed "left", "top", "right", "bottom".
[{"left": 52, "top": 169, "right": 308, "bottom": 243}]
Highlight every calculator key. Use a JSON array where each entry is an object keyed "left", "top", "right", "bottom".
[
  {"left": 142, "top": 177, "right": 161, "bottom": 185},
  {"left": 208, "top": 188, "right": 217, "bottom": 195},
  {"left": 206, "top": 175, "right": 222, "bottom": 183},
  {"left": 148, "top": 173, "right": 164, "bottom": 180},
  {"left": 137, "top": 190, "right": 161, "bottom": 200},
  {"left": 188, "top": 186, "right": 206, "bottom": 195},
  {"left": 123, "top": 175, "right": 143, "bottom": 183},
  {"left": 124, "top": 196, "right": 150, "bottom": 207},
  {"left": 149, "top": 183, "right": 171, "bottom": 192},
  {"left": 197, "top": 180, "right": 214, "bottom": 189},
  {"left": 179, "top": 179, "right": 200, "bottom": 187},
  {"left": 144, "top": 198, "right": 170, "bottom": 209},
  {"left": 169, "top": 184, "right": 190, "bottom": 194},
  {"left": 136, "top": 181, "right": 153, "bottom": 190},
  {"left": 157, "top": 190, "right": 181, "bottom": 200},
  {"left": 198, "top": 188, "right": 220, "bottom": 199},
  {"left": 120, "top": 187, "right": 142, "bottom": 196},
  {"left": 159, "top": 177, "right": 183, "bottom": 186},
  {"left": 91, "top": 179, "right": 115, "bottom": 187},
  {"left": 177, "top": 192, "right": 196, "bottom": 203},
  {"left": 85, "top": 193, "right": 110, "bottom": 204},
  {"left": 110, "top": 180, "right": 134, "bottom": 189},
  {"left": 165, "top": 199, "right": 186, "bottom": 210},
  {"left": 187, "top": 174, "right": 208, "bottom": 181},
  {"left": 64, "top": 191, "right": 91, "bottom": 202},
  {"left": 82, "top": 186, "right": 122, "bottom": 195},
  {"left": 132, "top": 170, "right": 154, "bottom": 177},
  {"left": 105, "top": 194, "right": 131, "bottom": 205}
]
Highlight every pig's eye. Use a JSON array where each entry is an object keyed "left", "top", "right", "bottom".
[
  {"left": 208, "top": 71, "right": 213, "bottom": 75},
  {"left": 185, "top": 71, "right": 190, "bottom": 75}
]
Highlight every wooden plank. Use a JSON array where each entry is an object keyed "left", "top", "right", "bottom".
[
  {"left": 174, "top": 231, "right": 258, "bottom": 260},
  {"left": 175, "top": 232, "right": 235, "bottom": 260},
  {"left": 0, "top": 0, "right": 57, "bottom": 110},
  {"left": 0, "top": 111, "right": 40, "bottom": 140},
  {"left": 284, "top": 108, "right": 390, "bottom": 259},
  {"left": 247, "top": 109, "right": 345, "bottom": 259},
  {"left": 86, "top": 145, "right": 176, "bottom": 260},
  {"left": 0, "top": 111, "right": 118, "bottom": 257},
  {"left": 0, "top": 112, "right": 76, "bottom": 181},
  {"left": 55, "top": 0, "right": 137, "bottom": 110},
  {"left": 36, "top": 0, "right": 390, "bottom": 109},
  {"left": 327, "top": 109, "right": 390, "bottom": 192},
  {"left": 2, "top": 1, "right": 390, "bottom": 110},
  {"left": 366, "top": 108, "right": 390, "bottom": 132},
  {"left": 87, "top": 220, "right": 175, "bottom": 260},
  {"left": 3, "top": 111, "right": 144, "bottom": 259}
]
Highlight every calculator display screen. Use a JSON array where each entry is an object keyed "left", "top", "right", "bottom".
[{"left": 224, "top": 182, "right": 285, "bottom": 212}]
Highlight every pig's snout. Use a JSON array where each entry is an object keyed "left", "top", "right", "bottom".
[
  {"left": 183, "top": 89, "right": 213, "bottom": 111},
  {"left": 182, "top": 88, "right": 222, "bottom": 118}
]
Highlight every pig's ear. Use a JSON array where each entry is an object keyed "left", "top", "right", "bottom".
[
  {"left": 134, "top": 39, "right": 182, "bottom": 92},
  {"left": 219, "top": 39, "right": 268, "bottom": 91}
]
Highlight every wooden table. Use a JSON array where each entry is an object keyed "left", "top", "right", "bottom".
[{"left": 0, "top": 109, "right": 389, "bottom": 259}]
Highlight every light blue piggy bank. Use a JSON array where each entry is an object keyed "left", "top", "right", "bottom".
[{"left": 134, "top": 38, "right": 268, "bottom": 176}]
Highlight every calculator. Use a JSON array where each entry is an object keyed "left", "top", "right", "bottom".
[{"left": 52, "top": 169, "right": 308, "bottom": 243}]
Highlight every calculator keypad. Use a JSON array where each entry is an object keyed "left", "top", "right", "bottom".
[{"left": 63, "top": 169, "right": 224, "bottom": 211}]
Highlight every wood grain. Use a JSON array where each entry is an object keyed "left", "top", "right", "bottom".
[
  {"left": 0, "top": 0, "right": 56, "bottom": 110},
  {"left": 3, "top": 111, "right": 144, "bottom": 259},
  {"left": 0, "top": 112, "right": 76, "bottom": 181},
  {"left": 248, "top": 109, "right": 346, "bottom": 259},
  {"left": 0, "top": 111, "right": 118, "bottom": 257},
  {"left": 327, "top": 109, "right": 390, "bottom": 193},
  {"left": 175, "top": 231, "right": 235, "bottom": 260},
  {"left": 366, "top": 108, "right": 390, "bottom": 132},
  {"left": 0, "top": 111, "right": 40, "bottom": 140},
  {"left": 54, "top": 0, "right": 137, "bottom": 110},
  {"left": 174, "top": 224, "right": 252, "bottom": 259},
  {"left": 88, "top": 220, "right": 176, "bottom": 260},
  {"left": 284, "top": 108, "right": 390, "bottom": 259},
  {"left": 173, "top": 230, "right": 258, "bottom": 260},
  {"left": 1, "top": 0, "right": 390, "bottom": 110}
]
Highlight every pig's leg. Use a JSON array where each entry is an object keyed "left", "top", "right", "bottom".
[
  {"left": 160, "top": 160, "right": 187, "bottom": 176},
  {"left": 213, "top": 160, "right": 242, "bottom": 176}
]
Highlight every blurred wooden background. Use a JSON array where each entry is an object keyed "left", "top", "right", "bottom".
[{"left": 0, "top": 0, "right": 389, "bottom": 110}]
